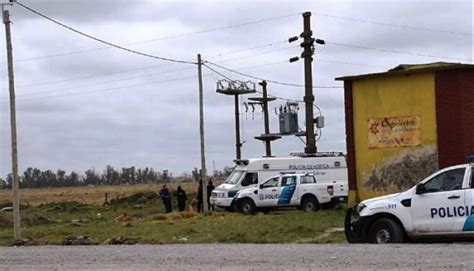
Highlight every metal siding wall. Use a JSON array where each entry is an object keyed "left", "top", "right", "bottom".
[
  {"left": 435, "top": 69, "right": 474, "bottom": 167},
  {"left": 344, "top": 81, "right": 358, "bottom": 204}
]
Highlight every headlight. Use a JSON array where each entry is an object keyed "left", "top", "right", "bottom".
[
  {"left": 218, "top": 192, "right": 225, "bottom": 198},
  {"left": 356, "top": 203, "right": 366, "bottom": 214}
]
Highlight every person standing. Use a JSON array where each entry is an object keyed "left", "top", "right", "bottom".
[
  {"left": 159, "top": 184, "right": 172, "bottom": 213},
  {"left": 207, "top": 180, "right": 215, "bottom": 211},
  {"left": 197, "top": 180, "right": 203, "bottom": 213},
  {"left": 177, "top": 186, "right": 187, "bottom": 212}
]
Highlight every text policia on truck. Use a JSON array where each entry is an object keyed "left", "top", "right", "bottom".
[
  {"left": 210, "top": 152, "right": 348, "bottom": 211},
  {"left": 345, "top": 160, "right": 474, "bottom": 244},
  {"left": 234, "top": 173, "right": 334, "bottom": 214}
]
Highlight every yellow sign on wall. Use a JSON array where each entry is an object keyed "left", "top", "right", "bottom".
[{"left": 368, "top": 115, "right": 421, "bottom": 148}]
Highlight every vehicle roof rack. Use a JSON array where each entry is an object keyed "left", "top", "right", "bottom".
[
  {"left": 289, "top": 151, "right": 345, "bottom": 157},
  {"left": 233, "top": 159, "right": 249, "bottom": 165}
]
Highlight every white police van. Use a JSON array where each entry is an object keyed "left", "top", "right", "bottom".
[
  {"left": 345, "top": 160, "right": 474, "bottom": 244},
  {"left": 210, "top": 152, "right": 348, "bottom": 211},
  {"left": 234, "top": 173, "right": 334, "bottom": 214}
]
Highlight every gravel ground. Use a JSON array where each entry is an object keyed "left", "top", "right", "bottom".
[{"left": 0, "top": 244, "right": 472, "bottom": 270}]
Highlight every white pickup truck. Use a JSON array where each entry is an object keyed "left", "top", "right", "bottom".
[
  {"left": 345, "top": 162, "right": 474, "bottom": 244},
  {"left": 234, "top": 173, "right": 334, "bottom": 214}
]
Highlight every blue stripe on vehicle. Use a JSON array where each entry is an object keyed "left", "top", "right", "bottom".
[
  {"left": 463, "top": 216, "right": 474, "bottom": 231},
  {"left": 277, "top": 185, "right": 296, "bottom": 205}
]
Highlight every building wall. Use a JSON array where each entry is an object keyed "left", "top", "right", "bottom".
[
  {"left": 343, "top": 81, "right": 357, "bottom": 203},
  {"left": 349, "top": 72, "right": 438, "bottom": 204},
  {"left": 435, "top": 69, "right": 474, "bottom": 167}
]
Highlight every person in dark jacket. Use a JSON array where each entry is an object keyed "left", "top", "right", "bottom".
[
  {"left": 207, "top": 180, "right": 215, "bottom": 211},
  {"left": 197, "top": 180, "right": 203, "bottom": 213},
  {"left": 177, "top": 186, "right": 187, "bottom": 212},
  {"left": 159, "top": 184, "right": 172, "bottom": 213}
]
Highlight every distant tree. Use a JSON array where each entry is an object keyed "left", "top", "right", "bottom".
[
  {"left": 57, "top": 170, "right": 67, "bottom": 187},
  {"left": 0, "top": 178, "right": 6, "bottom": 189},
  {"left": 83, "top": 169, "right": 101, "bottom": 186},
  {"left": 65, "top": 171, "right": 80, "bottom": 187},
  {"left": 161, "top": 170, "right": 170, "bottom": 183},
  {"left": 102, "top": 165, "right": 119, "bottom": 185}
]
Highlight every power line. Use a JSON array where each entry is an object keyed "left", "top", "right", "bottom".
[
  {"left": 204, "top": 61, "right": 343, "bottom": 89},
  {"left": 326, "top": 41, "right": 472, "bottom": 62},
  {"left": 313, "top": 12, "right": 473, "bottom": 37},
  {"left": 6, "top": 42, "right": 294, "bottom": 90},
  {"left": 316, "top": 57, "right": 390, "bottom": 69},
  {"left": 5, "top": 74, "right": 202, "bottom": 104},
  {"left": 214, "top": 40, "right": 287, "bottom": 57},
  {"left": 8, "top": 2, "right": 297, "bottom": 63},
  {"left": 8, "top": 62, "right": 182, "bottom": 89},
  {"left": 14, "top": 1, "right": 196, "bottom": 65},
  {"left": 6, "top": 66, "right": 195, "bottom": 98},
  {"left": 218, "top": 45, "right": 298, "bottom": 63},
  {"left": 5, "top": 60, "right": 292, "bottom": 102}
]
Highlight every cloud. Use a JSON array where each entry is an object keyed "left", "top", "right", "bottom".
[{"left": 0, "top": 0, "right": 471, "bottom": 177}]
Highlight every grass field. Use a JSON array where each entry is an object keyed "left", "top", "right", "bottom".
[
  {"left": 0, "top": 183, "right": 205, "bottom": 206},
  {"left": 0, "top": 184, "right": 346, "bottom": 246}
]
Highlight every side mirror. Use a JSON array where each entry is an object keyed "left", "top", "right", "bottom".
[
  {"left": 259, "top": 184, "right": 263, "bottom": 189},
  {"left": 416, "top": 183, "right": 425, "bottom": 195}
]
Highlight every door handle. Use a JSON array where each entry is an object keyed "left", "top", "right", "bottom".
[
  {"left": 271, "top": 189, "right": 277, "bottom": 192},
  {"left": 448, "top": 195, "right": 460, "bottom": 199}
]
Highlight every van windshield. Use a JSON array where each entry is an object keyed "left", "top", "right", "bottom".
[{"left": 225, "top": 170, "right": 244, "bottom": 184}]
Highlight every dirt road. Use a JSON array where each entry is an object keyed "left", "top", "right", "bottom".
[{"left": 0, "top": 244, "right": 472, "bottom": 270}]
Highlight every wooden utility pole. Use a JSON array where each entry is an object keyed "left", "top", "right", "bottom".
[
  {"left": 197, "top": 54, "right": 208, "bottom": 213},
  {"left": 301, "top": 11, "right": 316, "bottom": 155},
  {"left": 3, "top": 9, "right": 20, "bottom": 240}
]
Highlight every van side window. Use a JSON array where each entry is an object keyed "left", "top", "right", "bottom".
[
  {"left": 281, "top": 176, "right": 296, "bottom": 186},
  {"left": 424, "top": 168, "right": 465, "bottom": 193},
  {"left": 300, "top": 176, "right": 315, "bottom": 184},
  {"left": 241, "top": 172, "right": 258, "bottom": 187}
]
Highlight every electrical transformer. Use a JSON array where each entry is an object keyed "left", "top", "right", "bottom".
[{"left": 279, "top": 111, "right": 298, "bottom": 135}]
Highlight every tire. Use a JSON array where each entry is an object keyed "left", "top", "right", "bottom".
[
  {"left": 239, "top": 198, "right": 256, "bottom": 215},
  {"left": 368, "top": 218, "right": 404, "bottom": 244},
  {"left": 300, "top": 196, "right": 320, "bottom": 212}
]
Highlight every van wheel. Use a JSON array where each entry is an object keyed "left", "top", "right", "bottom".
[
  {"left": 239, "top": 199, "right": 255, "bottom": 215},
  {"left": 368, "top": 218, "right": 404, "bottom": 244},
  {"left": 301, "top": 197, "right": 320, "bottom": 212}
]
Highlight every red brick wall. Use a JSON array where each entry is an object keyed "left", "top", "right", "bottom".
[
  {"left": 344, "top": 81, "right": 357, "bottom": 191},
  {"left": 435, "top": 69, "right": 474, "bottom": 168}
]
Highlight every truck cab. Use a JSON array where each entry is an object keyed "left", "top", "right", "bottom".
[
  {"left": 234, "top": 173, "right": 334, "bottom": 214},
  {"left": 345, "top": 162, "right": 474, "bottom": 243}
]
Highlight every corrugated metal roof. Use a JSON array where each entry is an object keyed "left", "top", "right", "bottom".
[{"left": 335, "top": 62, "right": 474, "bottom": 81}]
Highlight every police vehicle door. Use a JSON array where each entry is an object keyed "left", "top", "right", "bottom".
[
  {"left": 411, "top": 167, "right": 467, "bottom": 233},
  {"left": 277, "top": 176, "right": 297, "bottom": 205},
  {"left": 258, "top": 177, "right": 280, "bottom": 207}
]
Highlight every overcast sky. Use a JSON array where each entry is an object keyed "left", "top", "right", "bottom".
[{"left": 0, "top": 0, "right": 472, "bottom": 177}]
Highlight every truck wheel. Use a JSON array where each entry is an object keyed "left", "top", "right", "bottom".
[
  {"left": 239, "top": 199, "right": 256, "bottom": 215},
  {"left": 368, "top": 218, "right": 404, "bottom": 244},
  {"left": 301, "top": 197, "right": 320, "bottom": 212}
]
